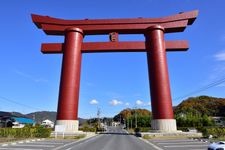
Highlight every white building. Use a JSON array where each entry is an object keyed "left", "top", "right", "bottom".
[
  {"left": 41, "top": 119, "right": 54, "bottom": 128},
  {"left": 112, "top": 121, "right": 120, "bottom": 127}
]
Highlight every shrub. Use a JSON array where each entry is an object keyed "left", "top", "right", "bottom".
[
  {"left": 139, "top": 127, "right": 150, "bottom": 132},
  {"left": 197, "top": 127, "right": 225, "bottom": 138},
  {"left": 0, "top": 126, "right": 51, "bottom": 138},
  {"left": 134, "top": 128, "right": 140, "bottom": 133},
  {"left": 79, "top": 126, "right": 96, "bottom": 132}
]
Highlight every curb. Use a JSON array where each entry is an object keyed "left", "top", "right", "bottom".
[{"left": 1, "top": 138, "right": 45, "bottom": 147}]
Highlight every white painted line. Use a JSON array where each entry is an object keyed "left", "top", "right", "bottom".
[
  {"left": 67, "top": 134, "right": 103, "bottom": 147},
  {"left": 164, "top": 144, "right": 208, "bottom": 148},
  {"left": 29, "top": 142, "right": 64, "bottom": 145},
  {"left": 14, "top": 144, "right": 55, "bottom": 147},
  {"left": 158, "top": 141, "right": 207, "bottom": 145},
  {"left": 53, "top": 134, "right": 101, "bottom": 150},
  {"left": 139, "top": 138, "right": 164, "bottom": 150},
  {"left": 0, "top": 148, "right": 43, "bottom": 150},
  {"left": 1, "top": 144, "right": 8, "bottom": 147},
  {"left": 152, "top": 139, "right": 194, "bottom": 142},
  {"left": 190, "top": 149, "right": 207, "bottom": 150}
]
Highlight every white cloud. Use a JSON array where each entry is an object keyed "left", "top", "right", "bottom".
[
  {"left": 136, "top": 100, "right": 143, "bottom": 106},
  {"left": 214, "top": 51, "right": 225, "bottom": 61},
  {"left": 89, "top": 99, "right": 98, "bottom": 105},
  {"left": 125, "top": 102, "right": 130, "bottom": 106},
  {"left": 109, "top": 99, "right": 123, "bottom": 106}
]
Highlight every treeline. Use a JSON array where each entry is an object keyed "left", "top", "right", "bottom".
[
  {"left": 174, "top": 96, "right": 225, "bottom": 128},
  {"left": 113, "top": 108, "right": 151, "bottom": 129},
  {"left": 174, "top": 96, "right": 225, "bottom": 116},
  {"left": 113, "top": 96, "right": 225, "bottom": 129}
]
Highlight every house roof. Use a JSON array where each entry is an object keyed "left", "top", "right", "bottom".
[{"left": 13, "top": 117, "right": 35, "bottom": 124}]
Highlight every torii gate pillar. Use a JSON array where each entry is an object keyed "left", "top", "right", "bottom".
[
  {"left": 31, "top": 10, "right": 198, "bottom": 133},
  {"left": 146, "top": 25, "right": 176, "bottom": 131},
  {"left": 56, "top": 28, "right": 83, "bottom": 132}
]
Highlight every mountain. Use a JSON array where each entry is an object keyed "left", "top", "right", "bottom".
[
  {"left": 174, "top": 96, "right": 225, "bottom": 116},
  {"left": 26, "top": 111, "right": 87, "bottom": 124},
  {"left": 1, "top": 111, "right": 87, "bottom": 125},
  {"left": 26, "top": 111, "right": 57, "bottom": 124}
]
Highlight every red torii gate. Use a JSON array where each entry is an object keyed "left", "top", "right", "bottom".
[{"left": 32, "top": 10, "right": 198, "bottom": 132}]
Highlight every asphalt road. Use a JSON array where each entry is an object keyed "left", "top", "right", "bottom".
[
  {"left": 0, "top": 126, "right": 157, "bottom": 150},
  {"left": 0, "top": 126, "right": 210, "bottom": 150},
  {"left": 148, "top": 138, "right": 209, "bottom": 150},
  {"left": 58, "top": 126, "right": 156, "bottom": 150}
]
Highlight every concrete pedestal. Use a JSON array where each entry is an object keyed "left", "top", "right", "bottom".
[
  {"left": 151, "top": 119, "right": 177, "bottom": 132},
  {"left": 55, "top": 120, "right": 79, "bottom": 133}
]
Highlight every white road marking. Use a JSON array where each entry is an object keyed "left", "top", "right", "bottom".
[
  {"left": 53, "top": 134, "right": 101, "bottom": 150},
  {"left": 12, "top": 144, "right": 55, "bottom": 147},
  {"left": 152, "top": 139, "right": 196, "bottom": 142},
  {"left": 189, "top": 149, "right": 207, "bottom": 150},
  {"left": 164, "top": 144, "right": 208, "bottom": 148},
  {"left": 0, "top": 148, "right": 43, "bottom": 150},
  {"left": 139, "top": 138, "right": 164, "bottom": 150},
  {"left": 158, "top": 141, "right": 208, "bottom": 145},
  {"left": 28, "top": 142, "right": 64, "bottom": 145}
]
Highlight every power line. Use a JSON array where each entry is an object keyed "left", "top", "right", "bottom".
[
  {"left": 174, "top": 76, "right": 225, "bottom": 101},
  {"left": 0, "top": 95, "right": 42, "bottom": 111}
]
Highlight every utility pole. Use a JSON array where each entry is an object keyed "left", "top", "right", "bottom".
[
  {"left": 127, "top": 118, "right": 129, "bottom": 130},
  {"left": 131, "top": 119, "right": 132, "bottom": 129},
  {"left": 33, "top": 114, "right": 36, "bottom": 126},
  {"left": 119, "top": 114, "right": 121, "bottom": 126},
  {"left": 135, "top": 108, "right": 137, "bottom": 128},
  {"left": 97, "top": 108, "right": 101, "bottom": 128}
]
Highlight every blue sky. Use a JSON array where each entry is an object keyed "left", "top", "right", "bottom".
[{"left": 0, "top": 1, "right": 225, "bottom": 118}]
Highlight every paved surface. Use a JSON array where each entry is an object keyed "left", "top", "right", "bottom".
[
  {"left": 0, "top": 127, "right": 154, "bottom": 150},
  {"left": 147, "top": 138, "right": 210, "bottom": 150},
  {"left": 0, "top": 127, "right": 210, "bottom": 150}
]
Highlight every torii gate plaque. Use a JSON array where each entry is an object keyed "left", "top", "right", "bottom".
[{"left": 32, "top": 10, "right": 198, "bottom": 132}]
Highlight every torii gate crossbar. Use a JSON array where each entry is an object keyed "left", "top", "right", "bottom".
[{"left": 32, "top": 10, "right": 198, "bottom": 132}]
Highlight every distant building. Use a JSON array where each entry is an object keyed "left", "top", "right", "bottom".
[
  {"left": 12, "top": 117, "right": 35, "bottom": 128},
  {"left": 112, "top": 121, "right": 120, "bottom": 127},
  {"left": 0, "top": 111, "right": 14, "bottom": 127},
  {"left": 0, "top": 111, "right": 35, "bottom": 128},
  {"left": 212, "top": 116, "right": 225, "bottom": 126},
  {"left": 41, "top": 119, "right": 54, "bottom": 128}
]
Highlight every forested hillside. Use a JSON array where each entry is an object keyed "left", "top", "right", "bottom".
[{"left": 174, "top": 96, "right": 225, "bottom": 116}]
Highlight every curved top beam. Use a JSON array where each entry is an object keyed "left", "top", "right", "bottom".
[{"left": 32, "top": 10, "right": 198, "bottom": 35}]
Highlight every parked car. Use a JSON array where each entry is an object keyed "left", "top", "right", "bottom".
[{"left": 208, "top": 141, "right": 225, "bottom": 150}]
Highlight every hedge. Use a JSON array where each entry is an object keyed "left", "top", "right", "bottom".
[
  {"left": 0, "top": 126, "right": 51, "bottom": 138},
  {"left": 197, "top": 127, "right": 225, "bottom": 138}
]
